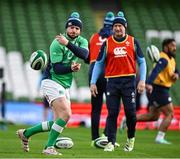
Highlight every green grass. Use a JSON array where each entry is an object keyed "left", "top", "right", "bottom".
[{"left": 0, "top": 124, "right": 179, "bottom": 158}]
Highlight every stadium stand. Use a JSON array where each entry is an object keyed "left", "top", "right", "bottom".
[
  {"left": 0, "top": 0, "right": 179, "bottom": 104},
  {"left": 174, "top": 31, "right": 180, "bottom": 45},
  {"left": 122, "top": 0, "right": 180, "bottom": 105},
  {"left": 7, "top": 51, "right": 29, "bottom": 100},
  {"left": 0, "top": 0, "right": 96, "bottom": 101},
  {"left": 145, "top": 30, "right": 159, "bottom": 43},
  {"left": 69, "top": 79, "right": 78, "bottom": 101},
  {"left": 159, "top": 30, "right": 174, "bottom": 41},
  {"left": 0, "top": 47, "right": 12, "bottom": 94},
  {"left": 24, "top": 61, "right": 41, "bottom": 100}
]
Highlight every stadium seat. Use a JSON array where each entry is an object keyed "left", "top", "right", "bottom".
[
  {"left": 145, "top": 30, "right": 159, "bottom": 43},
  {"left": 159, "top": 30, "right": 173, "bottom": 41},
  {"left": 7, "top": 51, "right": 30, "bottom": 100},
  {"left": 24, "top": 62, "right": 41, "bottom": 100},
  {"left": 69, "top": 79, "right": 78, "bottom": 101},
  {"left": 0, "top": 47, "right": 13, "bottom": 93},
  {"left": 174, "top": 31, "right": 180, "bottom": 46},
  {"left": 160, "top": 2, "right": 180, "bottom": 31},
  {"left": 134, "top": 2, "right": 155, "bottom": 30},
  {"left": 0, "top": 0, "right": 179, "bottom": 103},
  {"left": 77, "top": 87, "right": 91, "bottom": 102}
]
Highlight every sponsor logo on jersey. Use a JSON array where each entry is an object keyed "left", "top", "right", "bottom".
[
  {"left": 114, "top": 47, "right": 127, "bottom": 57},
  {"left": 96, "top": 36, "right": 107, "bottom": 46}
]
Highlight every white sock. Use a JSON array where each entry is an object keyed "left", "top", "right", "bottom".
[{"left": 156, "top": 131, "right": 165, "bottom": 141}]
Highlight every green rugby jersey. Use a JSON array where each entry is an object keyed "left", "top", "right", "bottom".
[{"left": 49, "top": 33, "right": 88, "bottom": 88}]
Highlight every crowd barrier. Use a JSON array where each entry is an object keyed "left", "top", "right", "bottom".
[{"left": 3, "top": 102, "right": 180, "bottom": 130}]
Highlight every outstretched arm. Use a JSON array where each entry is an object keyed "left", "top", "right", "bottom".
[
  {"left": 56, "top": 34, "right": 89, "bottom": 60},
  {"left": 66, "top": 42, "right": 89, "bottom": 60}
]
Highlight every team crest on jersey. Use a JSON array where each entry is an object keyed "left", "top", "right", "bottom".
[
  {"left": 125, "top": 41, "right": 130, "bottom": 46},
  {"left": 114, "top": 47, "right": 127, "bottom": 57},
  {"left": 67, "top": 52, "right": 74, "bottom": 60}
]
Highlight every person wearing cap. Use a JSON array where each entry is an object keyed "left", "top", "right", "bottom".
[
  {"left": 90, "top": 11, "right": 147, "bottom": 152},
  {"left": 17, "top": 12, "right": 89, "bottom": 156},
  {"left": 88, "top": 11, "right": 115, "bottom": 147}
]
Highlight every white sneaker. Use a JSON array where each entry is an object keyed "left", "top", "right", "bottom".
[
  {"left": 104, "top": 142, "right": 114, "bottom": 152},
  {"left": 124, "top": 137, "right": 135, "bottom": 152},
  {"left": 101, "top": 134, "right": 119, "bottom": 148},
  {"left": 42, "top": 146, "right": 62, "bottom": 155},
  {"left": 155, "top": 139, "right": 172, "bottom": 144},
  {"left": 16, "top": 129, "right": 29, "bottom": 152}
]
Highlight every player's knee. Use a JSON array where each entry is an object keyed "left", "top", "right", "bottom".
[
  {"left": 65, "top": 109, "right": 72, "bottom": 120},
  {"left": 125, "top": 108, "right": 136, "bottom": 119},
  {"left": 108, "top": 109, "right": 119, "bottom": 118},
  {"left": 126, "top": 112, "right": 136, "bottom": 120},
  {"left": 57, "top": 108, "right": 71, "bottom": 121}
]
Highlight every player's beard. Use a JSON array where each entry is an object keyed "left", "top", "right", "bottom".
[
  {"left": 167, "top": 48, "right": 176, "bottom": 58},
  {"left": 67, "top": 32, "right": 79, "bottom": 39}
]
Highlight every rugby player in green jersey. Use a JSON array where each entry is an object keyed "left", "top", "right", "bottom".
[{"left": 17, "top": 12, "right": 89, "bottom": 155}]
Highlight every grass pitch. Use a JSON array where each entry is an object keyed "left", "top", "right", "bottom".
[{"left": 0, "top": 124, "right": 179, "bottom": 158}]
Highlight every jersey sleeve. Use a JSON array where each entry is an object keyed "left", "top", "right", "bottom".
[
  {"left": 134, "top": 39, "right": 147, "bottom": 81},
  {"left": 79, "top": 37, "right": 89, "bottom": 50},
  {"left": 90, "top": 43, "right": 106, "bottom": 84},
  {"left": 50, "top": 39, "right": 64, "bottom": 63},
  {"left": 147, "top": 58, "right": 168, "bottom": 84}
]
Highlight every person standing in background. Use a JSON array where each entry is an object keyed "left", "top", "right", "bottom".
[
  {"left": 88, "top": 11, "right": 115, "bottom": 146},
  {"left": 90, "top": 11, "right": 147, "bottom": 152}
]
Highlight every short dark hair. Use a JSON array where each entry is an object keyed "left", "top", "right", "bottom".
[{"left": 162, "top": 38, "right": 175, "bottom": 50}]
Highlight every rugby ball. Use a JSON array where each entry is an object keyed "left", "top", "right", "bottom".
[
  {"left": 94, "top": 136, "right": 108, "bottom": 149},
  {"left": 30, "top": 50, "right": 47, "bottom": 70},
  {"left": 146, "top": 45, "right": 160, "bottom": 63},
  {"left": 55, "top": 137, "right": 74, "bottom": 149}
]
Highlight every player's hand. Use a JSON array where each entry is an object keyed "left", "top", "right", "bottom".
[
  {"left": 137, "top": 80, "right": 145, "bottom": 94},
  {"left": 71, "top": 62, "right": 81, "bottom": 72},
  {"left": 56, "top": 34, "right": 69, "bottom": 46},
  {"left": 145, "top": 84, "right": 153, "bottom": 94},
  {"left": 90, "top": 84, "right": 98, "bottom": 97},
  {"left": 171, "top": 73, "right": 179, "bottom": 81}
]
